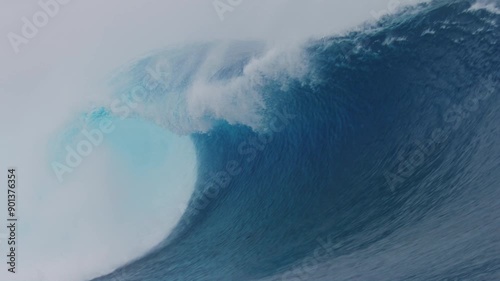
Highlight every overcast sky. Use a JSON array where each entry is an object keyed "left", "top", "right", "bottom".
[{"left": 0, "top": 0, "right": 424, "bottom": 78}]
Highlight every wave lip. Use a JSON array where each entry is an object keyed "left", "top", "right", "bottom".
[{"left": 110, "top": 42, "right": 310, "bottom": 135}]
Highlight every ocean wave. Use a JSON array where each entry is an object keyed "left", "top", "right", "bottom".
[{"left": 89, "top": 1, "right": 500, "bottom": 280}]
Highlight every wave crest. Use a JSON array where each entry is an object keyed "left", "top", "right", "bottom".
[{"left": 109, "top": 42, "right": 310, "bottom": 134}]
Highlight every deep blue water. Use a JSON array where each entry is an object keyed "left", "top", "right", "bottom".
[{"left": 92, "top": 1, "right": 500, "bottom": 280}]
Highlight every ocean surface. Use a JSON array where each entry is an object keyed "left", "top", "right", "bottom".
[{"left": 90, "top": 1, "right": 500, "bottom": 280}]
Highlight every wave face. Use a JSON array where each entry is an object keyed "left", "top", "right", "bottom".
[{"left": 93, "top": 1, "right": 500, "bottom": 280}]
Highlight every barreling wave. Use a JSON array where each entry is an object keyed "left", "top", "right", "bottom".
[{"left": 92, "top": 0, "right": 500, "bottom": 280}]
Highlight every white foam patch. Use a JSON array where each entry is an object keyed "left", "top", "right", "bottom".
[
  {"left": 468, "top": 1, "right": 500, "bottom": 14},
  {"left": 133, "top": 43, "right": 309, "bottom": 134},
  {"left": 382, "top": 36, "right": 407, "bottom": 46}
]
